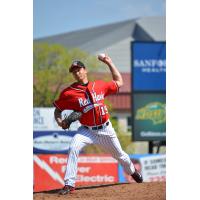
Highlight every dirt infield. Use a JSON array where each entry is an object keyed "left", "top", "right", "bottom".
[{"left": 33, "top": 182, "right": 166, "bottom": 200}]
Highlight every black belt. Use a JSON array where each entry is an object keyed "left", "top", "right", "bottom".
[{"left": 84, "top": 121, "right": 109, "bottom": 130}]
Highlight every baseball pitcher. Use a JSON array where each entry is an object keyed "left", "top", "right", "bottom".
[{"left": 53, "top": 54, "right": 143, "bottom": 195}]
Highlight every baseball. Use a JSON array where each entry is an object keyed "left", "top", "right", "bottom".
[{"left": 98, "top": 53, "right": 106, "bottom": 59}]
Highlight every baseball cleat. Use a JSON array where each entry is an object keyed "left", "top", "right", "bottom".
[
  {"left": 58, "top": 185, "right": 75, "bottom": 195},
  {"left": 131, "top": 170, "right": 143, "bottom": 183}
]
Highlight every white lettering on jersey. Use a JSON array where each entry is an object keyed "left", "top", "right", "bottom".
[
  {"left": 92, "top": 92, "right": 104, "bottom": 102},
  {"left": 78, "top": 97, "right": 91, "bottom": 107}
]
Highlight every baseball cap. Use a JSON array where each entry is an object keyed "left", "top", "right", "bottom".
[{"left": 69, "top": 60, "right": 85, "bottom": 72}]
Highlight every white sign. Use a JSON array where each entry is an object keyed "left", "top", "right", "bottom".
[
  {"left": 33, "top": 133, "right": 73, "bottom": 151},
  {"left": 140, "top": 154, "right": 166, "bottom": 182},
  {"left": 33, "top": 107, "right": 81, "bottom": 131}
]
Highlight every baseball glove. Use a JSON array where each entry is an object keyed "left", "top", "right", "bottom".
[{"left": 61, "top": 111, "right": 82, "bottom": 130}]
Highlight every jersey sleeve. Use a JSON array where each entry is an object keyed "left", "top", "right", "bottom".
[
  {"left": 103, "top": 80, "right": 119, "bottom": 97},
  {"left": 53, "top": 90, "right": 72, "bottom": 111}
]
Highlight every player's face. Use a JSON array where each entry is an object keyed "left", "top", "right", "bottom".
[{"left": 72, "top": 67, "right": 88, "bottom": 83}]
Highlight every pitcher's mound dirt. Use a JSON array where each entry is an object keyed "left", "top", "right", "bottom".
[{"left": 34, "top": 182, "right": 166, "bottom": 200}]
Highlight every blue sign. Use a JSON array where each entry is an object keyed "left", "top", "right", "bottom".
[
  {"left": 33, "top": 131, "right": 77, "bottom": 154},
  {"left": 132, "top": 42, "right": 166, "bottom": 91}
]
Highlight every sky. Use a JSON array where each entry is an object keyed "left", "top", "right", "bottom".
[{"left": 33, "top": 0, "right": 165, "bottom": 39}]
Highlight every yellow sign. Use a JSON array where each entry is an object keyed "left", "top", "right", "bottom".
[{"left": 135, "top": 102, "right": 166, "bottom": 125}]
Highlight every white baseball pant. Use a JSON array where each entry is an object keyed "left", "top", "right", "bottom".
[{"left": 64, "top": 120, "right": 135, "bottom": 187}]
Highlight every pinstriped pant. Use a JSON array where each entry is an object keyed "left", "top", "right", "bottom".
[{"left": 64, "top": 121, "right": 135, "bottom": 187}]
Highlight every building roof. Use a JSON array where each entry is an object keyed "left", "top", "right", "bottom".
[
  {"left": 35, "top": 19, "right": 136, "bottom": 52},
  {"left": 34, "top": 16, "right": 165, "bottom": 53},
  {"left": 136, "top": 17, "right": 165, "bottom": 41}
]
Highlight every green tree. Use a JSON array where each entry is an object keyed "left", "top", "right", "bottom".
[{"left": 33, "top": 43, "right": 99, "bottom": 106}]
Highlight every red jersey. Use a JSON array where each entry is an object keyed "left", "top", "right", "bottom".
[{"left": 53, "top": 80, "right": 119, "bottom": 126}]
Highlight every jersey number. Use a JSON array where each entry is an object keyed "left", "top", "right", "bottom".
[{"left": 100, "top": 105, "right": 108, "bottom": 116}]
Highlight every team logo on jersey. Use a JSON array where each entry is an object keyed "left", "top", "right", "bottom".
[
  {"left": 135, "top": 102, "right": 166, "bottom": 125},
  {"left": 78, "top": 92, "right": 104, "bottom": 108}
]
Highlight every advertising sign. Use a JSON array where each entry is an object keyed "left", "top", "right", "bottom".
[
  {"left": 33, "top": 154, "right": 118, "bottom": 192},
  {"left": 132, "top": 42, "right": 166, "bottom": 91},
  {"left": 140, "top": 154, "right": 166, "bottom": 182},
  {"left": 118, "top": 154, "right": 166, "bottom": 183},
  {"left": 33, "top": 107, "right": 81, "bottom": 131},
  {"left": 33, "top": 131, "right": 77, "bottom": 154},
  {"left": 132, "top": 93, "right": 166, "bottom": 141}
]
